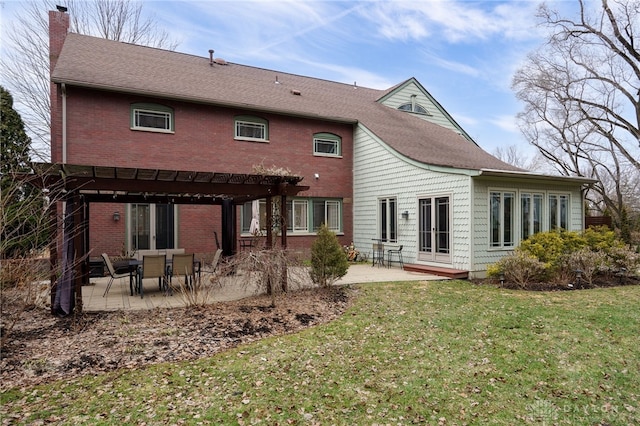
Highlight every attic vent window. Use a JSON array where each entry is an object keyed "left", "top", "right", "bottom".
[
  {"left": 290, "top": 90, "right": 301, "bottom": 96},
  {"left": 398, "top": 102, "right": 430, "bottom": 115}
]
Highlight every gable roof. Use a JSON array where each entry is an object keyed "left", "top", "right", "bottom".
[
  {"left": 52, "top": 33, "right": 523, "bottom": 172},
  {"left": 376, "top": 77, "right": 476, "bottom": 144}
]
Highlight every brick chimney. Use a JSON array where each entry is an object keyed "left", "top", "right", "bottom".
[
  {"left": 49, "top": 8, "right": 69, "bottom": 164},
  {"left": 49, "top": 8, "right": 70, "bottom": 73}
]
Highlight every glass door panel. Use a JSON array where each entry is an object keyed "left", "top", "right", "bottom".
[
  {"left": 131, "top": 204, "right": 151, "bottom": 250},
  {"left": 155, "top": 204, "right": 175, "bottom": 249},
  {"left": 418, "top": 196, "right": 451, "bottom": 263},
  {"left": 130, "top": 204, "right": 175, "bottom": 251}
]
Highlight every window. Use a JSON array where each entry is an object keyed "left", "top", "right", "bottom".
[
  {"left": 490, "top": 191, "right": 515, "bottom": 248},
  {"left": 549, "top": 194, "right": 569, "bottom": 230},
  {"left": 242, "top": 198, "right": 342, "bottom": 234},
  {"left": 131, "top": 103, "right": 174, "bottom": 132},
  {"left": 398, "top": 103, "right": 429, "bottom": 114},
  {"left": 313, "top": 133, "right": 341, "bottom": 157},
  {"left": 379, "top": 197, "right": 397, "bottom": 242},
  {"left": 235, "top": 115, "right": 268, "bottom": 141},
  {"left": 397, "top": 95, "right": 430, "bottom": 115},
  {"left": 287, "top": 200, "right": 309, "bottom": 232},
  {"left": 241, "top": 200, "right": 267, "bottom": 234},
  {"left": 521, "top": 193, "right": 543, "bottom": 240},
  {"left": 313, "top": 199, "right": 341, "bottom": 232}
]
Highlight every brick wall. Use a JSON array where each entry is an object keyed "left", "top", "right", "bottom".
[{"left": 61, "top": 88, "right": 353, "bottom": 256}]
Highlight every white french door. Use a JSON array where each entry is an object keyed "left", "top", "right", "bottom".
[
  {"left": 129, "top": 204, "right": 176, "bottom": 251},
  {"left": 418, "top": 195, "right": 451, "bottom": 263}
]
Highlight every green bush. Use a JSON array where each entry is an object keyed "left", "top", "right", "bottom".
[
  {"left": 583, "top": 226, "right": 625, "bottom": 252},
  {"left": 519, "top": 230, "right": 586, "bottom": 267},
  {"left": 310, "top": 224, "right": 349, "bottom": 287},
  {"left": 488, "top": 227, "right": 637, "bottom": 289}
]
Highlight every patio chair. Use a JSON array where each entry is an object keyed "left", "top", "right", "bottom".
[
  {"left": 138, "top": 254, "right": 167, "bottom": 298},
  {"left": 372, "top": 243, "right": 385, "bottom": 267},
  {"left": 170, "top": 253, "right": 195, "bottom": 289},
  {"left": 101, "top": 253, "right": 130, "bottom": 297},
  {"left": 201, "top": 249, "right": 223, "bottom": 274},
  {"left": 387, "top": 245, "right": 404, "bottom": 269}
]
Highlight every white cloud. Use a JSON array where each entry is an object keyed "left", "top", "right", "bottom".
[
  {"left": 490, "top": 114, "right": 520, "bottom": 133},
  {"left": 359, "top": 0, "right": 541, "bottom": 43},
  {"left": 424, "top": 53, "right": 480, "bottom": 77}
]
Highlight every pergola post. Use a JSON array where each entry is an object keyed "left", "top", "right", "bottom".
[
  {"left": 280, "top": 194, "right": 288, "bottom": 292},
  {"left": 48, "top": 201, "right": 59, "bottom": 314}
]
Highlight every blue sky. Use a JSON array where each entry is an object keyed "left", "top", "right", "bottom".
[{"left": 2, "top": 0, "right": 577, "bottom": 156}]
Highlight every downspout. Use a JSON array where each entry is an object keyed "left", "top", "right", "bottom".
[{"left": 61, "top": 83, "right": 67, "bottom": 163}]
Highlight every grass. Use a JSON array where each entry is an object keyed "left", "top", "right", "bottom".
[{"left": 2, "top": 280, "right": 640, "bottom": 425}]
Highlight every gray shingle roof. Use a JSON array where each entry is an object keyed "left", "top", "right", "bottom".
[{"left": 52, "top": 33, "right": 523, "bottom": 172}]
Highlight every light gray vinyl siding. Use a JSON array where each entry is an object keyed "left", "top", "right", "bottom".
[{"left": 353, "top": 124, "right": 473, "bottom": 270}]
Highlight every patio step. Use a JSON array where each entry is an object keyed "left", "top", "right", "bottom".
[{"left": 403, "top": 264, "right": 469, "bottom": 279}]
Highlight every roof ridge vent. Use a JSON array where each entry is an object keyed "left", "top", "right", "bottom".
[{"left": 290, "top": 89, "right": 301, "bottom": 96}]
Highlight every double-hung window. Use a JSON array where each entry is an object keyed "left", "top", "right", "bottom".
[
  {"left": 235, "top": 115, "right": 268, "bottom": 142},
  {"left": 313, "top": 133, "right": 341, "bottom": 157},
  {"left": 490, "top": 191, "right": 515, "bottom": 248},
  {"left": 379, "top": 197, "right": 397, "bottom": 242},
  {"left": 131, "top": 103, "right": 174, "bottom": 132}
]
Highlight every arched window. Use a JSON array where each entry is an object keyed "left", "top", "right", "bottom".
[
  {"left": 398, "top": 102, "right": 429, "bottom": 115},
  {"left": 313, "top": 132, "right": 341, "bottom": 157}
]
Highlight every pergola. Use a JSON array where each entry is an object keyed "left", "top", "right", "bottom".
[{"left": 25, "top": 162, "right": 309, "bottom": 314}]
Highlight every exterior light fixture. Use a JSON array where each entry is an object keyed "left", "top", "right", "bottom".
[
  {"left": 113, "top": 211, "right": 120, "bottom": 222},
  {"left": 575, "top": 269, "right": 582, "bottom": 288},
  {"left": 499, "top": 272, "right": 505, "bottom": 286},
  {"left": 401, "top": 210, "right": 409, "bottom": 220}
]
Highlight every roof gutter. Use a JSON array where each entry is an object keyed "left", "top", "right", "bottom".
[{"left": 476, "top": 168, "right": 597, "bottom": 184}]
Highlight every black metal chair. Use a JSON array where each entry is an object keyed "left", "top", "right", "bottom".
[
  {"left": 372, "top": 243, "right": 385, "bottom": 267},
  {"left": 387, "top": 245, "right": 404, "bottom": 269},
  {"left": 101, "top": 253, "right": 130, "bottom": 297}
]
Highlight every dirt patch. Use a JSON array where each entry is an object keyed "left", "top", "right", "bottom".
[{"left": 0, "top": 286, "right": 355, "bottom": 391}]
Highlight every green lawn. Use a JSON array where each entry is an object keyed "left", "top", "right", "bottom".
[{"left": 2, "top": 281, "right": 639, "bottom": 425}]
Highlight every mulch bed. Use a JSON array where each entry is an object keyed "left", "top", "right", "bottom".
[{"left": 0, "top": 286, "right": 354, "bottom": 391}]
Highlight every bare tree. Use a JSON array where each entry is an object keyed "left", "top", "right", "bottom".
[
  {"left": 492, "top": 144, "right": 547, "bottom": 171},
  {"left": 513, "top": 0, "right": 640, "bottom": 239},
  {"left": 0, "top": 0, "right": 179, "bottom": 159}
]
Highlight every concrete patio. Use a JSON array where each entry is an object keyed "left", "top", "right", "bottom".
[{"left": 82, "top": 264, "right": 446, "bottom": 311}]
